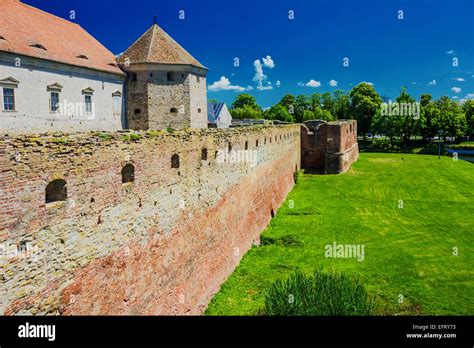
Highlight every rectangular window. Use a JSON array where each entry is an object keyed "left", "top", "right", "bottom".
[
  {"left": 50, "top": 92, "right": 59, "bottom": 112},
  {"left": 113, "top": 95, "right": 121, "bottom": 115},
  {"left": 85, "top": 95, "right": 92, "bottom": 113},
  {"left": 3, "top": 88, "right": 15, "bottom": 111}
]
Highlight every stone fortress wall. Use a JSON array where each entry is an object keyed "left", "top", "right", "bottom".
[{"left": 0, "top": 125, "right": 301, "bottom": 315}]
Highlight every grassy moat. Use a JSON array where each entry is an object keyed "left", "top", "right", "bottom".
[{"left": 206, "top": 153, "right": 474, "bottom": 315}]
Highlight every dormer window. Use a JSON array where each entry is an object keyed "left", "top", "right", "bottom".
[
  {"left": 77, "top": 55, "right": 89, "bottom": 60},
  {"left": 0, "top": 36, "right": 5, "bottom": 41},
  {"left": 30, "top": 43, "right": 47, "bottom": 51},
  {"left": 108, "top": 63, "right": 118, "bottom": 68}
]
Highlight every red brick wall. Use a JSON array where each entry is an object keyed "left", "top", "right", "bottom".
[
  {"left": 301, "top": 119, "right": 358, "bottom": 174},
  {"left": 0, "top": 126, "right": 300, "bottom": 315}
]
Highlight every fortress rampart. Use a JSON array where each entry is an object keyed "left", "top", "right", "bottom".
[{"left": 0, "top": 125, "right": 300, "bottom": 315}]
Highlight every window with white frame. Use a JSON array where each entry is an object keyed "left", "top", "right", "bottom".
[
  {"left": 3, "top": 87, "right": 15, "bottom": 111},
  {"left": 112, "top": 91, "right": 122, "bottom": 116},
  {"left": 81, "top": 87, "right": 94, "bottom": 115},
  {"left": 85, "top": 94, "right": 92, "bottom": 113},
  {"left": 50, "top": 91, "right": 60, "bottom": 112}
]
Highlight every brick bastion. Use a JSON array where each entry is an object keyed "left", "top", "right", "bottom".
[
  {"left": 0, "top": 125, "right": 301, "bottom": 315},
  {"left": 301, "top": 119, "right": 359, "bottom": 174}
]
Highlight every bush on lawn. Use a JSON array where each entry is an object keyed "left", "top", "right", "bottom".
[{"left": 264, "top": 269, "right": 375, "bottom": 315}]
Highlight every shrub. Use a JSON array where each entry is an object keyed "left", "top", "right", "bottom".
[
  {"left": 264, "top": 269, "right": 375, "bottom": 315},
  {"left": 294, "top": 170, "right": 301, "bottom": 184},
  {"left": 98, "top": 132, "right": 113, "bottom": 141},
  {"left": 449, "top": 144, "right": 474, "bottom": 150}
]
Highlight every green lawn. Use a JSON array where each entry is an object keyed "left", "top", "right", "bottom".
[{"left": 206, "top": 153, "right": 474, "bottom": 315}]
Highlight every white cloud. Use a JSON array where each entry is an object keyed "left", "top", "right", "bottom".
[
  {"left": 453, "top": 96, "right": 459, "bottom": 99},
  {"left": 412, "top": 82, "right": 417, "bottom": 85},
  {"left": 208, "top": 76, "right": 248, "bottom": 92},
  {"left": 465, "top": 93, "right": 474, "bottom": 99},
  {"left": 428, "top": 80, "right": 437, "bottom": 86},
  {"left": 453, "top": 77, "right": 465, "bottom": 82},
  {"left": 276, "top": 80, "right": 281, "bottom": 88},
  {"left": 253, "top": 58, "right": 275, "bottom": 91},
  {"left": 262, "top": 55, "right": 275, "bottom": 69},
  {"left": 305, "top": 79, "right": 321, "bottom": 88},
  {"left": 246, "top": 86, "right": 253, "bottom": 91},
  {"left": 359, "top": 81, "right": 374, "bottom": 86},
  {"left": 446, "top": 49, "right": 455, "bottom": 55},
  {"left": 451, "top": 86, "right": 462, "bottom": 93},
  {"left": 253, "top": 59, "right": 266, "bottom": 86},
  {"left": 329, "top": 79, "right": 338, "bottom": 87}
]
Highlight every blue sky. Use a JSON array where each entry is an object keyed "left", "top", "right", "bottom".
[{"left": 24, "top": 0, "right": 474, "bottom": 108}]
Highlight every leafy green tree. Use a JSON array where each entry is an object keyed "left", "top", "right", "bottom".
[
  {"left": 264, "top": 104, "right": 294, "bottom": 122},
  {"left": 349, "top": 83, "right": 382, "bottom": 138},
  {"left": 302, "top": 109, "right": 315, "bottom": 121},
  {"left": 434, "top": 96, "right": 467, "bottom": 140},
  {"left": 371, "top": 109, "right": 399, "bottom": 143},
  {"left": 230, "top": 94, "right": 262, "bottom": 119},
  {"left": 280, "top": 94, "right": 296, "bottom": 109},
  {"left": 462, "top": 100, "right": 474, "bottom": 136},
  {"left": 419, "top": 94, "right": 437, "bottom": 140},
  {"left": 321, "top": 92, "right": 335, "bottom": 114},
  {"left": 313, "top": 106, "right": 334, "bottom": 121},
  {"left": 311, "top": 93, "right": 322, "bottom": 110},
  {"left": 278, "top": 94, "right": 297, "bottom": 119},
  {"left": 295, "top": 95, "right": 312, "bottom": 123},
  {"left": 396, "top": 87, "right": 419, "bottom": 146},
  {"left": 333, "top": 90, "right": 351, "bottom": 120},
  {"left": 231, "top": 94, "right": 261, "bottom": 111},
  {"left": 229, "top": 105, "right": 262, "bottom": 119}
]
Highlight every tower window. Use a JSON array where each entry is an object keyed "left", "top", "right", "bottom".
[
  {"left": 121, "top": 164, "right": 135, "bottom": 184},
  {"left": 171, "top": 154, "right": 180, "bottom": 169},
  {"left": 198, "top": 108, "right": 201, "bottom": 113},
  {"left": 170, "top": 108, "right": 178, "bottom": 113},
  {"left": 167, "top": 72, "right": 176, "bottom": 82},
  {"left": 134, "top": 109, "right": 141, "bottom": 115},
  {"left": 45, "top": 179, "right": 67, "bottom": 203},
  {"left": 130, "top": 73, "right": 137, "bottom": 82},
  {"left": 201, "top": 148, "right": 208, "bottom": 161}
]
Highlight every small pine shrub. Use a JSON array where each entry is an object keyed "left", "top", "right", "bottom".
[
  {"left": 264, "top": 269, "right": 375, "bottom": 316},
  {"left": 294, "top": 171, "right": 301, "bottom": 184}
]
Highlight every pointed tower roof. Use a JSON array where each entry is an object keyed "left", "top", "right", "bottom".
[{"left": 118, "top": 23, "right": 207, "bottom": 70}]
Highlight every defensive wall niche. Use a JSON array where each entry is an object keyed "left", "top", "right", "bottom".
[
  {"left": 0, "top": 125, "right": 300, "bottom": 315},
  {"left": 301, "top": 119, "right": 359, "bottom": 174}
]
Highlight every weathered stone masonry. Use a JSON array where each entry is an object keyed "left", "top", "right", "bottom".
[{"left": 0, "top": 125, "right": 300, "bottom": 315}]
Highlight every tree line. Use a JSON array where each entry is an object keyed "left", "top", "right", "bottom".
[{"left": 228, "top": 83, "right": 474, "bottom": 143}]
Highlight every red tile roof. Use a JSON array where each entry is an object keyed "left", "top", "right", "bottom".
[
  {"left": 117, "top": 24, "right": 207, "bottom": 70},
  {"left": 0, "top": 0, "right": 124, "bottom": 75}
]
